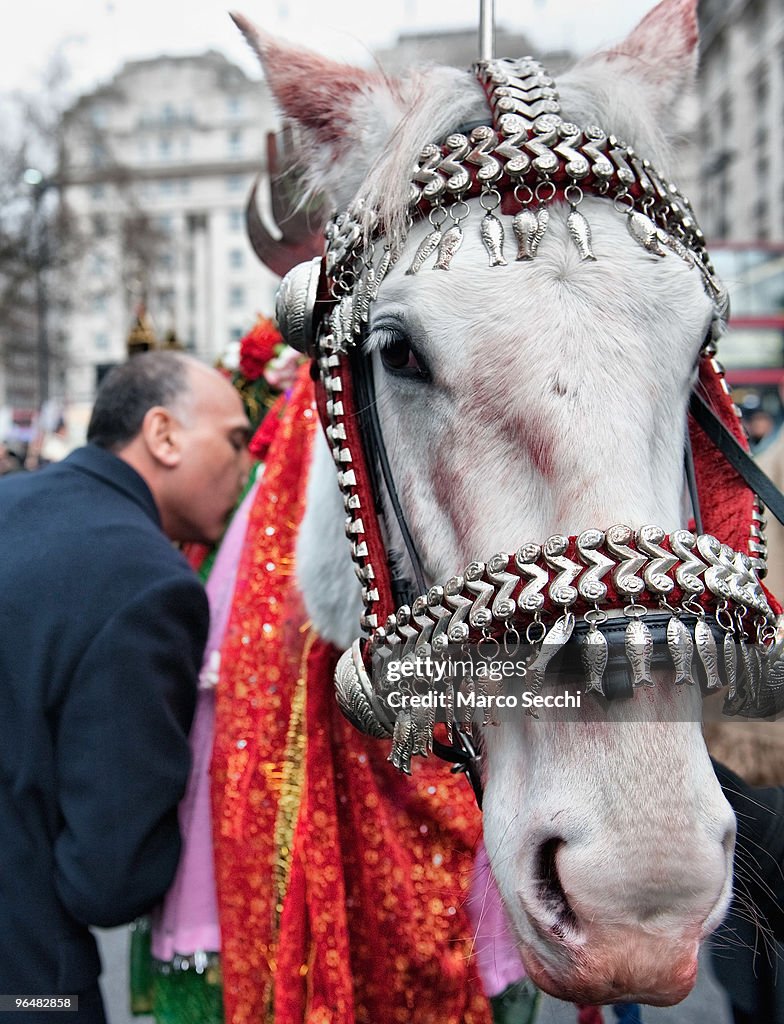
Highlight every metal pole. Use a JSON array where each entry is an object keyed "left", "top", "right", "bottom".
[
  {"left": 33, "top": 184, "right": 50, "bottom": 407},
  {"left": 479, "top": 0, "right": 495, "bottom": 61}
]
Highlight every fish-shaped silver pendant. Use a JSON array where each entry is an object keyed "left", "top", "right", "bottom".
[
  {"left": 410, "top": 702, "right": 431, "bottom": 757},
  {"left": 748, "top": 644, "right": 762, "bottom": 705},
  {"left": 724, "top": 631, "right": 737, "bottom": 701},
  {"left": 459, "top": 677, "right": 476, "bottom": 731},
  {"left": 738, "top": 634, "right": 754, "bottom": 704},
  {"left": 389, "top": 710, "right": 414, "bottom": 774},
  {"left": 627, "top": 211, "right": 666, "bottom": 256},
  {"left": 580, "top": 625, "right": 608, "bottom": 695},
  {"left": 667, "top": 615, "right": 694, "bottom": 686},
  {"left": 695, "top": 617, "right": 722, "bottom": 690},
  {"left": 512, "top": 207, "right": 548, "bottom": 259},
  {"left": 525, "top": 613, "right": 575, "bottom": 713},
  {"left": 625, "top": 617, "right": 653, "bottom": 687},
  {"left": 433, "top": 224, "right": 464, "bottom": 270},
  {"left": 567, "top": 207, "right": 597, "bottom": 262},
  {"left": 406, "top": 228, "right": 442, "bottom": 275},
  {"left": 481, "top": 211, "right": 508, "bottom": 267}
]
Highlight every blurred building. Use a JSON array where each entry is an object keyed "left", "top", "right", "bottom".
[
  {"left": 375, "top": 25, "right": 573, "bottom": 76},
  {"left": 694, "top": 1, "right": 784, "bottom": 415},
  {"left": 697, "top": 0, "right": 784, "bottom": 243},
  {"left": 59, "top": 51, "right": 280, "bottom": 402}
]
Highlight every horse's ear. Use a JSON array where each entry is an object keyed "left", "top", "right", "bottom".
[
  {"left": 586, "top": 0, "right": 698, "bottom": 109},
  {"left": 231, "top": 13, "right": 406, "bottom": 204}
]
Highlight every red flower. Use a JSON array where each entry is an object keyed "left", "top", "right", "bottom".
[{"left": 239, "top": 317, "right": 283, "bottom": 380}]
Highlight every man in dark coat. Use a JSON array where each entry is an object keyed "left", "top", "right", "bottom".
[{"left": 0, "top": 352, "right": 250, "bottom": 1023}]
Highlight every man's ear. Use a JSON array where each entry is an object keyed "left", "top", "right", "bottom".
[{"left": 141, "top": 406, "right": 182, "bottom": 468}]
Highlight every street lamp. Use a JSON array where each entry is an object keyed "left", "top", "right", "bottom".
[{"left": 24, "top": 167, "right": 54, "bottom": 408}]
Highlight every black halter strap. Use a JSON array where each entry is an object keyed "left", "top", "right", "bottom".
[{"left": 689, "top": 392, "right": 784, "bottom": 529}]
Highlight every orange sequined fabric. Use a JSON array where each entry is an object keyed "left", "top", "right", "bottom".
[{"left": 212, "top": 367, "right": 490, "bottom": 1024}]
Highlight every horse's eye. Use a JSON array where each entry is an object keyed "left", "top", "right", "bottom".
[{"left": 376, "top": 328, "right": 429, "bottom": 380}]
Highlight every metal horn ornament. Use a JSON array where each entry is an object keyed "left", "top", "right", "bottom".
[{"left": 245, "top": 126, "right": 326, "bottom": 279}]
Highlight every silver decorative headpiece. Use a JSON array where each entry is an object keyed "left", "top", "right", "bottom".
[{"left": 309, "top": 57, "right": 729, "bottom": 356}]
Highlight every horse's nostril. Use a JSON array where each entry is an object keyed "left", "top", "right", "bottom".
[{"left": 535, "top": 837, "right": 579, "bottom": 940}]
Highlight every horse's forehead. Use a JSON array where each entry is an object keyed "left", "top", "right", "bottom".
[{"left": 373, "top": 203, "right": 709, "bottom": 365}]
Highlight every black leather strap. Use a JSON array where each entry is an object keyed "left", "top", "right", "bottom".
[{"left": 690, "top": 391, "right": 784, "bottom": 528}]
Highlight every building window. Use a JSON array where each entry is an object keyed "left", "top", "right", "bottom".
[
  {"left": 180, "top": 178, "right": 190, "bottom": 194},
  {"left": 230, "top": 326, "right": 244, "bottom": 342},
  {"left": 92, "top": 213, "right": 108, "bottom": 237},
  {"left": 228, "top": 129, "right": 243, "bottom": 157},
  {"left": 159, "top": 178, "right": 175, "bottom": 195},
  {"left": 90, "top": 183, "right": 105, "bottom": 200},
  {"left": 90, "top": 251, "right": 107, "bottom": 276},
  {"left": 228, "top": 209, "right": 243, "bottom": 231},
  {"left": 226, "top": 174, "right": 244, "bottom": 192},
  {"left": 161, "top": 103, "right": 176, "bottom": 124},
  {"left": 229, "top": 286, "right": 245, "bottom": 308},
  {"left": 156, "top": 214, "right": 174, "bottom": 234},
  {"left": 158, "top": 136, "right": 172, "bottom": 161},
  {"left": 229, "top": 248, "right": 244, "bottom": 269},
  {"left": 157, "top": 288, "right": 175, "bottom": 310},
  {"left": 719, "top": 92, "right": 732, "bottom": 128},
  {"left": 92, "top": 293, "right": 107, "bottom": 314},
  {"left": 94, "top": 332, "right": 109, "bottom": 350},
  {"left": 91, "top": 142, "right": 108, "bottom": 167},
  {"left": 227, "top": 96, "right": 243, "bottom": 118},
  {"left": 90, "top": 105, "right": 108, "bottom": 128},
  {"left": 751, "top": 64, "right": 769, "bottom": 107},
  {"left": 158, "top": 251, "right": 174, "bottom": 272}
]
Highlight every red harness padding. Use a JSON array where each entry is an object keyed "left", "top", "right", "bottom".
[{"left": 689, "top": 356, "right": 781, "bottom": 616}]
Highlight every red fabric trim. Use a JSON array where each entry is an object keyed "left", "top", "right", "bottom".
[
  {"left": 213, "top": 371, "right": 491, "bottom": 1024},
  {"left": 248, "top": 391, "right": 289, "bottom": 461}
]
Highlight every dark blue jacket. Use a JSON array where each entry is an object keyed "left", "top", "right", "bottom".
[{"left": 0, "top": 445, "right": 208, "bottom": 1022}]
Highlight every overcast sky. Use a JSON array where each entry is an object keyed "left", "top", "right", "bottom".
[{"left": 3, "top": 0, "right": 660, "bottom": 99}]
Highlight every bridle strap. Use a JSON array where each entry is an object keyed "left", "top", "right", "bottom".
[
  {"left": 690, "top": 392, "right": 784, "bottom": 528},
  {"left": 351, "top": 350, "right": 427, "bottom": 604},
  {"left": 684, "top": 430, "right": 704, "bottom": 536}
]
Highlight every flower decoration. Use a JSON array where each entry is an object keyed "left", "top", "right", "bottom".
[
  {"left": 239, "top": 317, "right": 283, "bottom": 381},
  {"left": 220, "top": 315, "right": 305, "bottom": 434}
]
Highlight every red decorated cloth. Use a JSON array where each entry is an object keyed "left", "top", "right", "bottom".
[
  {"left": 689, "top": 358, "right": 781, "bottom": 616},
  {"left": 212, "top": 365, "right": 490, "bottom": 1024}
]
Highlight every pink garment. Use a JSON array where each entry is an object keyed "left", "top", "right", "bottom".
[
  {"left": 466, "top": 840, "right": 527, "bottom": 997},
  {"left": 151, "top": 478, "right": 260, "bottom": 960}
]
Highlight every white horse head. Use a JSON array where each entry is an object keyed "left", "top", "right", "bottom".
[{"left": 238, "top": 0, "right": 739, "bottom": 1005}]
